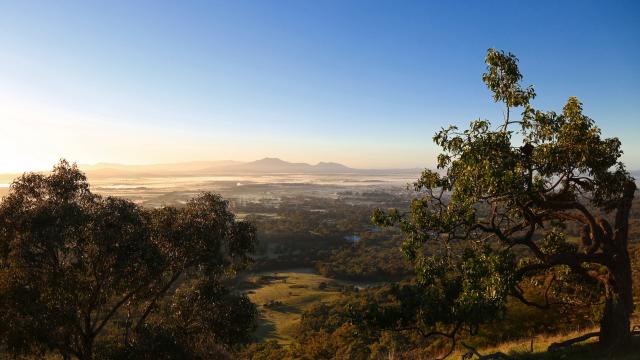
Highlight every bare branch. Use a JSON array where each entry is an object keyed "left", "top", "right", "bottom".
[
  {"left": 547, "top": 331, "right": 599, "bottom": 352},
  {"left": 461, "top": 342, "right": 512, "bottom": 360}
]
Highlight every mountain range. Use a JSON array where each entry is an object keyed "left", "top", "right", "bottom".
[{"left": 73, "top": 158, "right": 422, "bottom": 178}]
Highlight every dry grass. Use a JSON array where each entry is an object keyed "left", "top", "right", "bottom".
[
  {"left": 455, "top": 326, "right": 640, "bottom": 360},
  {"left": 473, "top": 327, "right": 599, "bottom": 354},
  {"left": 243, "top": 270, "right": 346, "bottom": 343}
]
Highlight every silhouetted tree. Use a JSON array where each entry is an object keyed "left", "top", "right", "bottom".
[
  {"left": 119, "top": 280, "right": 256, "bottom": 360},
  {"left": 0, "top": 160, "right": 257, "bottom": 359},
  {"left": 373, "top": 49, "right": 636, "bottom": 351}
]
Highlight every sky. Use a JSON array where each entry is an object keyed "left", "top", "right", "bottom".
[{"left": 0, "top": 0, "right": 639, "bottom": 172}]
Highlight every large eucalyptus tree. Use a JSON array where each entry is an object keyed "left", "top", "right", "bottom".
[{"left": 374, "top": 49, "right": 636, "bottom": 350}]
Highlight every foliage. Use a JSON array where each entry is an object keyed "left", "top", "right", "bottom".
[
  {"left": 0, "top": 160, "right": 257, "bottom": 359},
  {"left": 111, "top": 280, "right": 256, "bottom": 359},
  {"left": 245, "top": 272, "right": 632, "bottom": 359},
  {"left": 315, "top": 231, "right": 412, "bottom": 281},
  {"left": 372, "top": 49, "right": 637, "bottom": 350},
  {"left": 243, "top": 340, "right": 290, "bottom": 360}
]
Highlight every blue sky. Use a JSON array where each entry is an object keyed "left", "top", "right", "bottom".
[{"left": 0, "top": 0, "right": 638, "bottom": 171}]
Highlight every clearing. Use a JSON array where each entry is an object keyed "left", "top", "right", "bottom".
[{"left": 241, "top": 268, "right": 376, "bottom": 343}]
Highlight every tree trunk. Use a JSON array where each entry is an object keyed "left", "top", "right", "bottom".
[
  {"left": 599, "top": 249, "right": 633, "bottom": 348},
  {"left": 599, "top": 180, "right": 636, "bottom": 348},
  {"left": 80, "top": 335, "right": 94, "bottom": 360}
]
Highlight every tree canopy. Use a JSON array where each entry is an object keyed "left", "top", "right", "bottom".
[
  {"left": 0, "top": 160, "right": 257, "bottom": 359},
  {"left": 373, "top": 49, "right": 636, "bottom": 353}
]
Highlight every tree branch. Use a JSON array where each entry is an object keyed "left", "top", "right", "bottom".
[
  {"left": 538, "top": 199, "right": 606, "bottom": 246},
  {"left": 134, "top": 271, "right": 182, "bottom": 331},
  {"left": 381, "top": 322, "right": 462, "bottom": 359},
  {"left": 510, "top": 274, "right": 557, "bottom": 309},
  {"left": 91, "top": 280, "right": 151, "bottom": 336},
  {"left": 547, "top": 331, "right": 599, "bottom": 352},
  {"left": 461, "top": 342, "right": 512, "bottom": 360}
]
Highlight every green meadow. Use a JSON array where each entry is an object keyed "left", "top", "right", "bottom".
[{"left": 242, "top": 269, "right": 374, "bottom": 343}]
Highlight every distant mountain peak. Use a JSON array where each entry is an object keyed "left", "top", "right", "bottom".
[
  {"left": 233, "top": 158, "right": 356, "bottom": 173},
  {"left": 313, "top": 161, "right": 351, "bottom": 169},
  {"left": 251, "top": 157, "right": 290, "bottom": 164}
]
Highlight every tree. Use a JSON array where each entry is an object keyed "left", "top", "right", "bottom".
[
  {"left": 121, "top": 280, "right": 256, "bottom": 360},
  {"left": 373, "top": 49, "right": 636, "bottom": 351},
  {"left": 0, "top": 160, "right": 257, "bottom": 359},
  {"left": 165, "top": 279, "right": 258, "bottom": 348}
]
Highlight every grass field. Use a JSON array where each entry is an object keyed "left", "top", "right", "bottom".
[
  {"left": 456, "top": 327, "right": 640, "bottom": 360},
  {"left": 242, "top": 269, "right": 369, "bottom": 344}
]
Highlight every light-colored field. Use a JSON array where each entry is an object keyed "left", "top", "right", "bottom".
[{"left": 243, "top": 269, "right": 372, "bottom": 344}]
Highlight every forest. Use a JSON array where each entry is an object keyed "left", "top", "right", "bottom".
[{"left": 1, "top": 49, "right": 639, "bottom": 360}]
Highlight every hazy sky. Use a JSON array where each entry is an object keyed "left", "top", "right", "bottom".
[{"left": 1, "top": 0, "right": 639, "bottom": 172}]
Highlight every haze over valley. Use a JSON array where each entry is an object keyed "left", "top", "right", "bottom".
[{"left": 0, "top": 157, "right": 421, "bottom": 207}]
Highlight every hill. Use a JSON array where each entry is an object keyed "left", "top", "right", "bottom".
[{"left": 215, "top": 157, "right": 359, "bottom": 174}]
